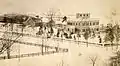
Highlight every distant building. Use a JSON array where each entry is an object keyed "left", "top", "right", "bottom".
[
  {"left": 76, "top": 13, "right": 90, "bottom": 19},
  {"left": 67, "top": 13, "right": 100, "bottom": 34}
]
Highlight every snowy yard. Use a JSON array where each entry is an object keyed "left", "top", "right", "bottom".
[
  {"left": 0, "top": 25, "right": 117, "bottom": 66},
  {"left": 0, "top": 40, "right": 116, "bottom": 66}
]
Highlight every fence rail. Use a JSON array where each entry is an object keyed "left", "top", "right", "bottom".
[
  {"left": 0, "top": 30, "right": 119, "bottom": 47},
  {"left": 0, "top": 50, "right": 68, "bottom": 60},
  {"left": 0, "top": 37, "right": 68, "bottom": 50}
]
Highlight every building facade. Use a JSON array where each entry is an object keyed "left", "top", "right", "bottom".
[{"left": 67, "top": 13, "right": 100, "bottom": 34}]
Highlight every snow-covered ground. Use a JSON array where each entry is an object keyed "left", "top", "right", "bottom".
[
  {"left": 0, "top": 24, "right": 118, "bottom": 66},
  {"left": 0, "top": 39, "right": 116, "bottom": 66}
]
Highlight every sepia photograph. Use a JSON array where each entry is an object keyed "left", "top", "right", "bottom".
[{"left": 0, "top": 0, "right": 120, "bottom": 66}]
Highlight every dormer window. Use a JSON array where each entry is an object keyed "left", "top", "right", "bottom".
[
  {"left": 80, "top": 14, "right": 82, "bottom": 17},
  {"left": 93, "top": 22, "right": 95, "bottom": 25},
  {"left": 83, "top": 14, "right": 85, "bottom": 16},
  {"left": 96, "top": 22, "right": 99, "bottom": 25},
  {"left": 76, "top": 23, "right": 77, "bottom": 25},
  {"left": 86, "top": 14, "right": 89, "bottom": 16}
]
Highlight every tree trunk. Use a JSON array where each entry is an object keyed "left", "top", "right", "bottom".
[
  {"left": 41, "top": 44, "right": 43, "bottom": 55},
  {"left": 7, "top": 47, "right": 10, "bottom": 59},
  {"left": 45, "top": 46, "right": 48, "bottom": 52},
  {"left": 111, "top": 41, "right": 113, "bottom": 50},
  {"left": 87, "top": 39, "right": 88, "bottom": 47},
  {"left": 41, "top": 39, "right": 44, "bottom": 55},
  {"left": 93, "top": 63, "right": 95, "bottom": 66},
  {"left": 45, "top": 47, "right": 46, "bottom": 52}
]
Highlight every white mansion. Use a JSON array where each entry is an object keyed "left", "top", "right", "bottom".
[{"left": 66, "top": 13, "right": 100, "bottom": 34}]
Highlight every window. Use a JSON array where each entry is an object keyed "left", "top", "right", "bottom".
[
  {"left": 83, "top": 14, "right": 85, "bottom": 17},
  {"left": 93, "top": 22, "right": 95, "bottom": 25},
  {"left": 76, "top": 23, "right": 77, "bottom": 25},
  {"left": 89, "top": 22, "right": 92, "bottom": 26},
  {"left": 96, "top": 22, "right": 99, "bottom": 25},
  {"left": 80, "top": 14, "right": 82, "bottom": 17},
  {"left": 82, "top": 29, "right": 85, "bottom": 32},
  {"left": 72, "top": 23, "right": 75, "bottom": 25},
  {"left": 94, "top": 28, "right": 99, "bottom": 31},
  {"left": 76, "top": 13, "right": 79, "bottom": 18},
  {"left": 72, "top": 29, "right": 74, "bottom": 32},
  {"left": 67, "top": 23, "right": 72, "bottom": 25},
  {"left": 96, "top": 28, "right": 99, "bottom": 31},
  {"left": 79, "top": 23, "right": 81, "bottom": 26},
  {"left": 86, "top": 14, "right": 89, "bottom": 16},
  {"left": 86, "top": 22, "right": 89, "bottom": 26},
  {"left": 68, "top": 28, "right": 70, "bottom": 31},
  {"left": 84, "top": 23, "right": 86, "bottom": 26}
]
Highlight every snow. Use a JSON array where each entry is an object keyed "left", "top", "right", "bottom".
[
  {"left": 0, "top": 24, "right": 117, "bottom": 66},
  {"left": 0, "top": 39, "right": 116, "bottom": 66}
]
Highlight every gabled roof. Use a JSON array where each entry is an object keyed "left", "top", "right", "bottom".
[
  {"left": 23, "top": 16, "right": 42, "bottom": 27},
  {"left": 3, "top": 14, "right": 29, "bottom": 24},
  {"left": 0, "top": 14, "right": 42, "bottom": 27}
]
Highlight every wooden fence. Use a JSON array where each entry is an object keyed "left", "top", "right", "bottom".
[
  {"left": 0, "top": 49, "right": 68, "bottom": 60},
  {"left": 0, "top": 30, "right": 119, "bottom": 47}
]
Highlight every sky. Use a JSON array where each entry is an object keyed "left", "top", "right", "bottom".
[{"left": 0, "top": 0, "right": 120, "bottom": 24}]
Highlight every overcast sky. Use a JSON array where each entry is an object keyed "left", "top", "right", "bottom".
[{"left": 0, "top": 0, "right": 119, "bottom": 24}]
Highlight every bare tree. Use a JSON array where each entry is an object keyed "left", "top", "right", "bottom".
[
  {"left": 57, "top": 60, "right": 66, "bottom": 66},
  {"left": 43, "top": 8, "right": 62, "bottom": 27},
  {"left": 0, "top": 23, "right": 22, "bottom": 59},
  {"left": 113, "top": 24, "right": 120, "bottom": 49},
  {"left": 89, "top": 55, "right": 98, "bottom": 66},
  {"left": 43, "top": 8, "right": 61, "bottom": 21},
  {"left": 104, "top": 9, "right": 120, "bottom": 49},
  {"left": 104, "top": 23, "right": 120, "bottom": 50},
  {"left": 110, "top": 51, "right": 120, "bottom": 66},
  {"left": 104, "top": 23, "right": 115, "bottom": 49},
  {"left": 0, "top": 14, "right": 27, "bottom": 59}
]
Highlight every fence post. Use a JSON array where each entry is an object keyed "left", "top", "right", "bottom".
[{"left": 102, "top": 43, "right": 104, "bottom": 48}]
